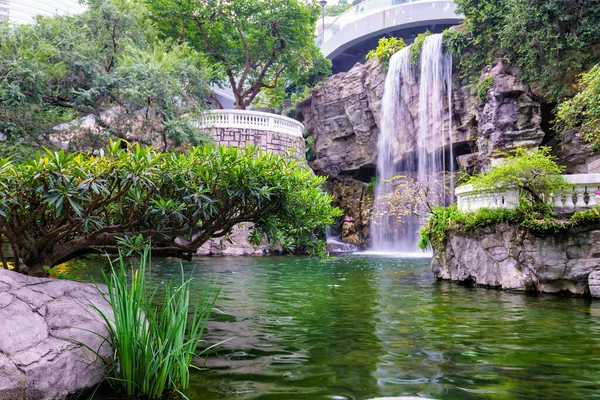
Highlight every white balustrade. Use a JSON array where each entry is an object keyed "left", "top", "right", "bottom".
[
  {"left": 455, "top": 174, "right": 600, "bottom": 212},
  {"left": 195, "top": 110, "right": 304, "bottom": 138}
]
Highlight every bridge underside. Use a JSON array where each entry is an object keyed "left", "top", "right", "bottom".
[{"left": 331, "top": 22, "right": 458, "bottom": 74}]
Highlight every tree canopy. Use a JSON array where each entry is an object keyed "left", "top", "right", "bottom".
[
  {"left": 147, "top": 0, "right": 331, "bottom": 109},
  {"left": 0, "top": 141, "right": 341, "bottom": 276},
  {"left": 0, "top": 0, "right": 212, "bottom": 150}
]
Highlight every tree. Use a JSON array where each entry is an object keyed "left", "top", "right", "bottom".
[
  {"left": 0, "top": 0, "right": 211, "bottom": 150},
  {"left": 147, "top": 0, "right": 331, "bottom": 109},
  {"left": 465, "top": 147, "right": 570, "bottom": 204},
  {"left": 0, "top": 141, "right": 340, "bottom": 276}
]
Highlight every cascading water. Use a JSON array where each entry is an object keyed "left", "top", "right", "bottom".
[{"left": 370, "top": 34, "right": 453, "bottom": 253}]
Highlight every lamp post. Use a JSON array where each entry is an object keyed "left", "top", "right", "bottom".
[{"left": 319, "top": 0, "right": 327, "bottom": 38}]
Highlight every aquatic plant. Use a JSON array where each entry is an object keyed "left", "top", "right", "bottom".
[{"left": 92, "top": 248, "right": 222, "bottom": 399}]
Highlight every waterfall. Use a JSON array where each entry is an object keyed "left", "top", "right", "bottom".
[
  {"left": 370, "top": 34, "right": 453, "bottom": 253},
  {"left": 371, "top": 47, "right": 414, "bottom": 252}
]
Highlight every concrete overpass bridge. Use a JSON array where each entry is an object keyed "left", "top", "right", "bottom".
[{"left": 317, "top": 0, "right": 463, "bottom": 73}]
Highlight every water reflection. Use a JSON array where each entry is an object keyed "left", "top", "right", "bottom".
[{"left": 79, "top": 255, "right": 600, "bottom": 400}]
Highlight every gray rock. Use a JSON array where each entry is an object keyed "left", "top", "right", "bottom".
[
  {"left": 195, "top": 224, "right": 274, "bottom": 256},
  {"left": 300, "top": 58, "right": 478, "bottom": 180},
  {"left": 476, "top": 60, "right": 545, "bottom": 172},
  {"left": 0, "top": 268, "right": 112, "bottom": 400},
  {"left": 588, "top": 270, "right": 600, "bottom": 298},
  {"left": 432, "top": 225, "right": 600, "bottom": 297}
]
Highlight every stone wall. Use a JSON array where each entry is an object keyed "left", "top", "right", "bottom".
[
  {"left": 431, "top": 222, "right": 600, "bottom": 297},
  {"left": 203, "top": 127, "right": 305, "bottom": 160}
]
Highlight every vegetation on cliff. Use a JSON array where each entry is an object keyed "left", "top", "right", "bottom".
[
  {"left": 447, "top": 0, "right": 600, "bottom": 101},
  {"left": 365, "top": 37, "right": 406, "bottom": 70},
  {"left": 418, "top": 148, "right": 588, "bottom": 251},
  {"left": 0, "top": 141, "right": 340, "bottom": 275},
  {"left": 555, "top": 64, "right": 600, "bottom": 147}
]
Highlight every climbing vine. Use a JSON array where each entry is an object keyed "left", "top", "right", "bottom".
[{"left": 477, "top": 76, "right": 494, "bottom": 102}]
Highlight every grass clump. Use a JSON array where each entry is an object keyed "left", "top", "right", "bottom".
[{"left": 93, "top": 248, "right": 221, "bottom": 399}]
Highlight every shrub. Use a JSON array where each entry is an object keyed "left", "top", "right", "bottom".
[
  {"left": 366, "top": 37, "right": 407, "bottom": 69},
  {"left": 419, "top": 147, "right": 577, "bottom": 251},
  {"left": 92, "top": 248, "right": 222, "bottom": 398},
  {"left": 0, "top": 140, "right": 341, "bottom": 275}
]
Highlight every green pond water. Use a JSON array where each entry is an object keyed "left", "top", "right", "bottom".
[{"left": 84, "top": 255, "right": 600, "bottom": 400}]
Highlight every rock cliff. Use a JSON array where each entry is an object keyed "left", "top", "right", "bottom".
[
  {"left": 0, "top": 268, "right": 112, "bottom": 400},
  {"left": 298, "top": 58, "right": 548, "bottom": 244},
  {"left": 431, "top": 222, "right": 600, "bottom": 297}
]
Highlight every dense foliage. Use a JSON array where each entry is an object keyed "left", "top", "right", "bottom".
[
  {"left": 555, "top": 64, "right": 600, "bottom": 146},
  {"left": 147, "top": 0, "right": 331, "bottom": 109},
  {"left": 0, "top": 0, "right": 211, "bottom": 149},
  {"left": 419, "top": 148, "right": 582, "bottom": 251},
  {"left": 365, "top": 37, "right": 406, "bottom": 69},
  {"left": 465, "top": 147, "right": 570, "bottom": 204},
  {"left": 0, "top": 141, "right": 340, "bottom": 275},
  {"left": 418, "top": 202, "right": 600, "bottom": 251},
  {"left": 93, "top": 249, "right": 221, "bottom": 398},
  {"left": 449, "top": 0, "right": 600, "bottom": 100}
]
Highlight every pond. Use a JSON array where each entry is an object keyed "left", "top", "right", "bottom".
[{"left": 85, "top": 255, "right": 600, "bottom": 400}]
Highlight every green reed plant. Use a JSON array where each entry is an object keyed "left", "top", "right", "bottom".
[{"left": 92, "top": 248, "right": 221, "bottom": 399}]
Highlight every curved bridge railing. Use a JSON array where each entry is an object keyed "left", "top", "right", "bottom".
[
  {"left": 456, "top": 174, "right": 600, "bottom": 212},
  {"left": 317, "top": 0, "right": 420, "bottom": 47},
  {"left": 316, "top": 0, "right": 462, "bottom": 59},
  {"left": 196, "top": 110, "right": 304, "bottom": 138}
]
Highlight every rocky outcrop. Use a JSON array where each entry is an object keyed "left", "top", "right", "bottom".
[
  {"left": 549, "top": 129, "right": 600, "bottom": 174},
  {"left": 327, "top": 177, "right": 372, "bottom": 246},
  {"left": 300, "top": 59, "right": 480, "bottom": 180},
  {"left": 432, "top": 222, "right": 600, "bottom": 297},
  {"left": 300, "top": 59, "right": 386, "bottom": 179},
  {"left": 0, "top": 269, "right": 112, "bottom": 400},
  {"left": 195, "top": 224, "right": 274, "bottom": 256},
  {"left": 475, "top": 60, "right": 546, "bottom": 171}
]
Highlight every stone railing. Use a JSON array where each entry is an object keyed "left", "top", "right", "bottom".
[
  {"left": 456, "top": 173, "right": 600, "bottom": 212},
  {"left": 196, "top": 110, "right": 304, "bottom": 138}
]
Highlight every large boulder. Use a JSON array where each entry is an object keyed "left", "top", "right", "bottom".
[
  {"left": 0, "top": 269, "right": 112, "bottom": 400},
  {"left": 431, "top": 222, "right": 600, "bottom": 297}
]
